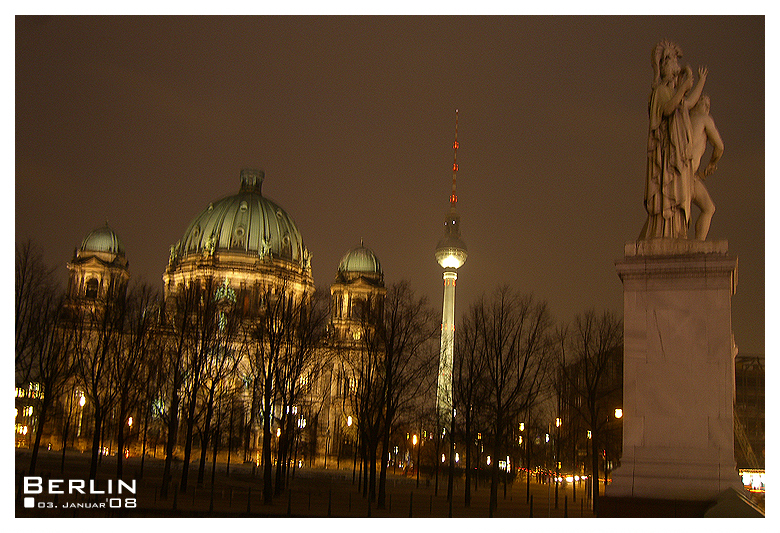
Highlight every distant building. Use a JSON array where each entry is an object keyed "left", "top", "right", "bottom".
[
  {"left": 734, "top": 353, "right": 764, "bottom": 469},
  {"left": 558, "top": 346, "right": 623, "bottom": 479}
]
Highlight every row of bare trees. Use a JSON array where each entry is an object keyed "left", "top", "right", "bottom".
[
  {"left": 16, "top": 240, "right": 622, "bottom": 515},
  {"left": 16, "top": 241, "right": 164, "bottom": 480},
  {"left": 15, "top": 241, "right": 331, "bottom": 504},
  {"left": 335, "top": 283, "right": 621, "bottom": 516},
  {"left": 449, "top": 286, "right": 622, "bottom": 516},
  {"left": 338, "top": 281, "right": 440, "bottom": 509}
]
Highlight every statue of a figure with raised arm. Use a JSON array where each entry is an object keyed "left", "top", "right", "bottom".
[{"left": 639, "top": 40, "right": 710, "bottom": 240}]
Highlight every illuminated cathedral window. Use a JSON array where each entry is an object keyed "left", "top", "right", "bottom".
[{"left": 85, "top": 278, "right": 99, "bottom": 298}]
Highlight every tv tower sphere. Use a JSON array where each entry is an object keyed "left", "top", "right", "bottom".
[{"left": 435, "top": 227, "right": 468, "bottom": 269}]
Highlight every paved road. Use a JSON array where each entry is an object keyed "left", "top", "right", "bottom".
[{"left": 15, "top": 449, "right": 595, "bottom": 518}]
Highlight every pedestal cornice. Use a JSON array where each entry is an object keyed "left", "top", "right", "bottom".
[{"left": 616, "top": 239, "right": 737, "bottom": 295}]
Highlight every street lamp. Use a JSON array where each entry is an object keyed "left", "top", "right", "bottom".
[
  {"left": 554, "top": 417, "right": 562, "bottom": 509},
  {"left": 77, "top": 393, "right": 86, "bottom": 439},
  {"left": 614, "top": 408, "right": 623, "bottom": 419}
]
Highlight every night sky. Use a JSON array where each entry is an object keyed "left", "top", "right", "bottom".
[{"left": 15, "top": 16, "right": 765, "bottom": 355}]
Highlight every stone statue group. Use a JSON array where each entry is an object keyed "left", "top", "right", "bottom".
[{"left": 640, "top": 40, "right": 724, "bottom": 241}]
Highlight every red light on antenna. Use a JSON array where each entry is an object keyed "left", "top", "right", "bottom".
[
  {"left": 450, "top": 194, "right": 458, "bottom": 203},
  {"left": 453, "top": 141, "right": 459, "bottom": 150},
  {"left": 453, "top": 163, "right": 458, "bottom": 172}
]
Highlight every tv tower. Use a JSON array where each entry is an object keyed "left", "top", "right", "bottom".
[{"left": 435, "top": 110, "right": 467, "bottom": 428}]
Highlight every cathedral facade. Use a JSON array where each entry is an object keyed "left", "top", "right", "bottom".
[{"left": 17, "top": 168, "right": 386, "bottom": 468}]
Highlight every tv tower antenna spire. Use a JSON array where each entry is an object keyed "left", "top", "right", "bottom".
[{"left": 450, "top": 109, "right": 459, "bottom": 207}]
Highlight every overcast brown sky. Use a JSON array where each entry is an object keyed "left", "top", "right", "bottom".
[{"left": 15, "top": 15, "right": 765, "bottom": 354}]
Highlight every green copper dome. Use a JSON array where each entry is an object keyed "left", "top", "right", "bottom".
[
  {"left": 338, "top": 244, "right": 382, "bottom": 275},
  {"left": 176, "top": 169, "right": 307, "bottom": 265},
  {"left": 80, "top": 224, "right": 126, "bottom": 256}
]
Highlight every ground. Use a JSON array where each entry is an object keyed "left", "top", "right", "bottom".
[{"left": 15, "top": 449, "right": 594, "bottom": 518}]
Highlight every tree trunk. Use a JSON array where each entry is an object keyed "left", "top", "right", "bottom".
[
  {"left": 161, "top": 374, "right": 180, "bottom": 499},
  {"left": 274, "top": 433, "right": 285, "bottom": 495},
  {"left": 489, "top": 416, "right": 502, "bottom": 517},
  {"left": 447, "top": 414, "right": 455, "bottom": 503},
  {"left": 274, "top": 412, "right": 289, "bottom": 496},
  {"left": 197, "top": 387, "right": 216, "bottom": 485},
  {"left": 116, "top": 416, "right": 125, "bottom": 479},
  {"left": 464, "top": 414, "right": 471, "bottom": 507},
  {"left": 29, "top": 398, "right": 52, "bottom": 476},
  {"left": 60, "top": 411, "right": 72, "bottom": 475},
  {"left": 89, "top": 409, "right": 103, "bottom": 480},
  {"left": 262, "top": 393, "right": 273, "bottom": 504},
  {"left": 434, "top": 431, "right": 441, "bottom": 496},
  {"left": 377, "top": 427, "right": 390, "bottom": 508},
  {"left": 591, "top": 433, "right": 600, "bottom": 515},
  {"left": 368, "top": 441, "right": 377, "bottom": 502},
  {"left": 210, "top": 427, "right": 219, "bottom": 512},
  {"left": 140, "top": 400, "right": 150, "bottom": 478},
  {"left": 227, "top": 402, "right": 234, "bottom": 476},
  {"left": 179, "top": 387, "right": 198, "bottom": 493}
]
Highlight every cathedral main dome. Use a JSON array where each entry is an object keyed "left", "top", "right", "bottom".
[
  {"left": 164, "top": 169, "right": 313, "bottom": 300},
  {"left": 176, "top": 169, "right": 306, "bottom": 264}
]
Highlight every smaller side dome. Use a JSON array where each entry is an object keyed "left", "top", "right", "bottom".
[
  {"left": 338, "top": 244, "right": 382, "bottom": 275},
  {"left": 80, "top": 224, "right": 126, "bottom": 256}
]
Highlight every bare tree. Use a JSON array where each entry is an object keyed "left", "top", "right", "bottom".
[
  {"left": 245, "top": 279, "right": 315, "bottom": 504},
  {"left": 177, "top": 277, "right": 226, "bottom": 494},
  {"left": 159, "top": 280, "right": 199, "bottom": 499},
  {"left": 15, "top": 240, "right": 59, "bottom": 384},
  {"left": 25, "top": 291, "right": 74, "bottom": 475},
  {"left": 113, "top": 283, "right": 160, "bottom": 479},
  {"left": 557, "top": 309, "right": 622, "bottom": 515},
  {"left": 137, "top": 320, "right": 166, "bottom": 479},
  {"left": 471, "top": 286, "right": 555, "bottom": 517},
  {"left": 453, "top": 303, "right": 489, "bottom": 507},
  {"left": 376, "top": 281, "right": 438, "bottom": 509},
  {"left": 341, "top": 298, "right": 385, "bottom": 501},
  {"left": 196, "top": 283, "right": 243, "bottom": 486},
  {"left": 71, "top": 286, "right": 128, "bottom": 480},
  {"left": 273, "top": 289, "right": 330, "bottom": 495}
]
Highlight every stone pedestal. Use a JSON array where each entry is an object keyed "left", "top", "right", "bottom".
[{"left": 607, "top": 238, "right": 742, "bottom": 507}]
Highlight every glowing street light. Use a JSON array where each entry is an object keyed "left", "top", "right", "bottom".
[{"left": 614, "top": 408, "right": 623, "bottom": 419}]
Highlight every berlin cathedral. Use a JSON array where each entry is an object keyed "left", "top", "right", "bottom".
[{"left": 18, "top": 167, "right": 388, "bottom": 467}]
